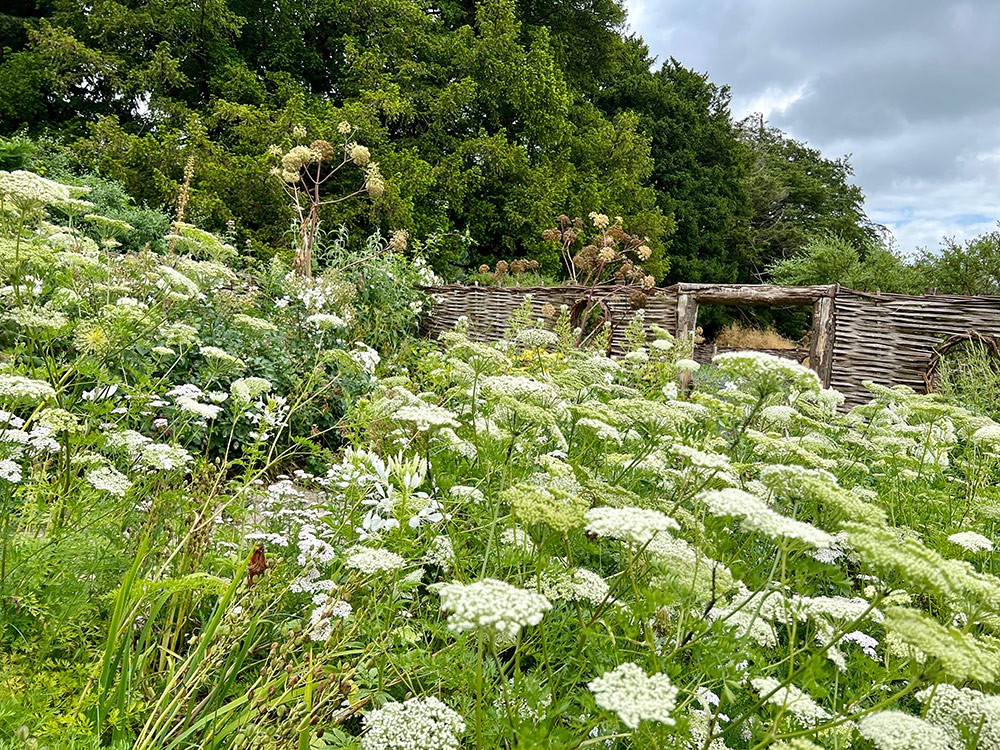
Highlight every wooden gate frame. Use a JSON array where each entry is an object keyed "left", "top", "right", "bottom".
[{"left": 670, "top": 283, "right": 840, "bottom": 387}]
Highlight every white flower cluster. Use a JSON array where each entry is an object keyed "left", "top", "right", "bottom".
[
  {"left": 479, "top": 375, "right": 562, "bottom": 406},
  {"left": 0, "top": 375, "right": 56, "bottom": 402},
  {"left": 697, "top": 488, "right": 835, "bottom": 549},
  {"left": 500, "top": 527, "right": 535, "bottom": 554},
  {"left": 588, "top": 662, "right": 678, "bottom": 729},
  {"left": 541, "top": 567, "right": 610, "bottom": 605},
  {"left": 918, "top": 683, "right": 1000, "bottom": 750},
  {"left": 350, "top": 342, "right": 381, "bottom": 374},
  {"left": 584, "top": 506, "right": 680, "bottom": 546},
  {"left": 344, "top": 545, "right": 407, "bottom": 574},
  {"left": 750, "top": 677, "right": 831, "bottom": 727},
  {"left": 437, "top": 578, "right": 551, "bottom": 639},
  {"left": 0, "top": 169, "right": 74, "bottom": 206},
  {"left": 230, "top": 376, "right": 272, "bottom": 404},
  {"left": 857, "top": 710, "right": 951, "bottom": 750},
  {"left": 308, "top": 594, "right": 352, "bottom": 642},
  {"left": 199, "top": 345, "right": 246, "bottom": 369},
  {"left": 0, "top": 459, "right": 23, "bottom": 483},
  {"left": 85, "top": 466, "right": 132, "bottom": 497},
  {"left": 575, "top": 417, "right": 623, "bottom": 444},
  {"left": 712, "top": 350, "right": 821, "bottom": 393},
  {"left": 232, "top": 313, "right": 278, "bottom": 332},
  {"left": 947, "top": 530, "right": 994, "bottom": 553},
  {"left": 514, "top": 328, "right": 559, "bottom": 349},
  {"left": 361, "top": 696, "right": 465, "bottom": 750},
  {"left": 394, "top": 403, "right": 460, "bottom": 432},
  {"left": 670, "top": 442, "right": 731, "bottom": 470},
  {"left": 424, "top": 535, "right": 456, "bottom": 570}
]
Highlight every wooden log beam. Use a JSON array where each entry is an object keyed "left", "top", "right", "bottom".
[{"left": 672, "top": 283, "right": 838, "bottom": 306}]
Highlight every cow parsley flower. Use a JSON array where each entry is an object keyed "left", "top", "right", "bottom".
[
  {"left": 85, "top": 466, "right": 131, "bottom": 497},
  {"left": 199, "top": 345, "right": 245, "bottom": 369},
  {"left": 176, "top": 397, "right": 224, "bottom": 420},
  {"left": 840, "top": 630, "right": 879, "bottom": 659},
  {"left": 0, "top": 375, "right": 56, "bottom": 402},
  {"left": 947, "top": 531, "right": 994, "bottom": 553},
  {"left": 588, "top": 662, "right": 679, "bottom": 729},
  {"left": 918, "top": 683, "right": 1000, "bottom": 750},
  {"left": 697, "top": 488, "right": 835, "bottom": 549},
  {"left": 394, "top": 404, "right": 459, "bottom": 432},
  {"left": 232, "top": 313, "right": 278, "bottom": 333},
  {"left": 361, "top": 696, "right": 465, "bottom": 750},
  {"left": 857, "top": 710, "right": 951, "bottom": 750},
  {"left": 750, "top": 678, "right": 830, "bottom": 727},
  {"left": 584, "top": 506, "right": 680, "bottom": 546},
  {"left": 541, "top": 567, "right": 610, "bottom": 605},
  {"left": 424, "top": 535, "right": 455, "bottom": 570},
  {"left": 0, "top": 459, "right": 22, "bottom": 483},
  {"left": 507, "top": 482, "right": 587, "bottom": 533},
  {"left": 437, "top": 578, "right": 551, "bottom": 639},
  {"left": 309, "top": 595, "right": 352, "bottom": 642},
  {"left": 344, "top": 546, "right": 406, "bottom": 574},
  {"left": 140, "top": 443, "right": 193, "bottom": 471},
  {"left": 230, "top": 376, "right": 272, "bottom": 403}
]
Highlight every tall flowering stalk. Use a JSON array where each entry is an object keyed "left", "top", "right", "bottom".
[
  {"left": 271, "top": 122, "right": 385, "bottom": 277},
  {"left": 542, "top": 212, "right": 657, "bottom": 347}
]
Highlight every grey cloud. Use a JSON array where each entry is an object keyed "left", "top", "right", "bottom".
[{"left": 625, "top": 0, "right": 1000, "bottom": 253}]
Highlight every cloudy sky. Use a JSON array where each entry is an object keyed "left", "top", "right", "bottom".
[{"left": 624, "top": 0, "right": 1000, "bottom": 255}]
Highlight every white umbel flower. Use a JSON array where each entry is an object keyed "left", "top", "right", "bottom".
[
  {"left": 0, "top": 375, "right": 56, "bottom": 402},
  {"left": 750, "top": 677, "right": 830, "bottom": 727},
  {"left": 588, "top": 662, "right": 679, "bottom": 729},
  {"left": 344, "top": 546, "right": 406, "bottom": 574},
  {"left": 697, "top": 488, "right": 835, "bottom": 549},
  {"left": 947, "top": 531, "right": 994, "bottom": 553},
  {"left": 857, "top": 710, "right": 951, "bottom": 750},
  {"left": 85, "top": 466, "right": 132, "bottom": 497},
  {"left": 437, "top": 578, "right": 551, "bottom": 639},
  {"left": 361, "top": 696, "right": 465, "bottom": 750},
  {"left": 584, "top": 506, "right": 680, "bottom": 546}
]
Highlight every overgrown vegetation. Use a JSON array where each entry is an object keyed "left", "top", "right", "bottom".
[{"left": 3, "top": 167, "right": 1000, "bottom": 749}]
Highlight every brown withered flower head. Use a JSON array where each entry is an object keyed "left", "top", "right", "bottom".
[
  {"left": 478, "top": 264, "right": 490, "bottom": 274},
  {"left": 541, "top": 302, "right": 557, "bottom": 319},
  {"left": 557, "top": 214, "right": 571, "bottom": 225},
  {"left": 510, "top": 259, "right": 526, "bottom": 274},
  {"left": 628, "top": 290, "right": 648, "bottom": 309},
  {"left": 527, "top": 259, "right": 540, "bottom": 271},
  {"left": 310, "top": 140, "right": 335, "bottom": 162},
  {"left": 495, "top": 260, "right": 509, "bottom": 275},
  {"left": 542, "top": 228, "right": 561, "bottom": 243},
  {"left": 573, "top": 245, "right": 599, "bottom": 273}
]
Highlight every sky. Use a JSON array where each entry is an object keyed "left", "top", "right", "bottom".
[{"left": 624, "top": 0, "right": 1000, "bottom": 256}]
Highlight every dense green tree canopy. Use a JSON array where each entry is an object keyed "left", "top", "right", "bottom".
[{"left": 0, "top": 0, "right": 878, "bottom": 282}]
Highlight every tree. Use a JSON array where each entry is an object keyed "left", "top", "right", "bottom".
[
  {"left": 766, "top": 234, "right": 927, "bottom": 294},
  {"left": 917, "top": 224, "right": 1000, "bottom": 296},
  {"left": 738, "top": 117, "right": 880, "bottom": 275},
  {"left": 597, "top": 46, "right": 753, "bottom": 283}
]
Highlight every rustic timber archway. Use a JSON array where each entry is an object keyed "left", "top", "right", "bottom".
[{"left": 670, "top": 283, "right": 838, "bottom": 388}]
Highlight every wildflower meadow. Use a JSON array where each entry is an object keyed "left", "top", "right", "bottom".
[{"left": 2, "top": 162, "right": 1000, "bottom": 750}]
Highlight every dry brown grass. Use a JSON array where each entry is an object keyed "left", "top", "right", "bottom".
[{"left": 714, "top": 322, "right": 797, "bottom": 350}]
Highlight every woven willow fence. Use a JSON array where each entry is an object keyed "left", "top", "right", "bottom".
[{"left": 423, "top": 283, "right": 1000, "bottom": 405}]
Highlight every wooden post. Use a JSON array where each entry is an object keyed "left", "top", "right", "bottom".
[
  {"left": 675, "top": 292, "right": 699, "bottom": 347},
  {"left": 809, "top": 289, "right": 837, "bottom": 387}
]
